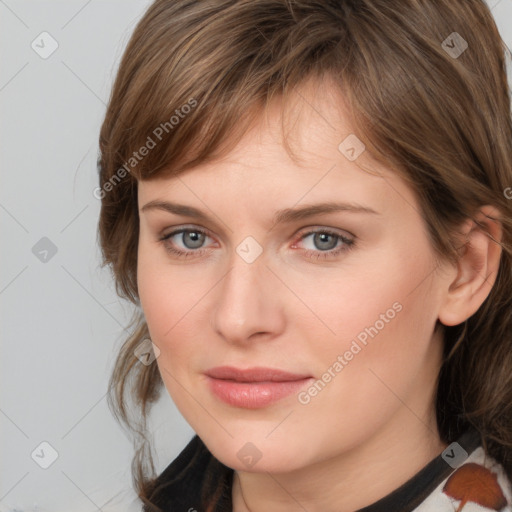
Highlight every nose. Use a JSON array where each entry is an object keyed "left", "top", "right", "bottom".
[{"left": 211, "top": 248, "right": 285, "bottom": 345}]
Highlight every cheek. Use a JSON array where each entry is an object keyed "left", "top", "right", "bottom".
[
  {"left": 289, "top": 251, "right": 441, "bottom": 452},
  {"left": 137, "top": 258, "right": 227, "bottom": 432},
  {"left": 136, "top": 245, "right": 216, "bottom": 385},
  {"left": 293, "top": 248, "right": 430, "bottom": 347},
  {"left": 137, "top": 230, "right": 199, "bottom": 329},
  {"left": 298, "top": 238, "right": 440, "bottom": 388},
  {"left": 138, "top": 267, "right": 196, "bottom": 349}
]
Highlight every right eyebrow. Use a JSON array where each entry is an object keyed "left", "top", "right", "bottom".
[{"left": 140, "top": 200, "right": 211, "bottom": 223}]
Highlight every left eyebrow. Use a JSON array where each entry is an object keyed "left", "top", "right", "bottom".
[
  {"left": 140, "top": 200, "right": 380, "bottom": 224},
  {"left": 272, "top": 201, "right": 380, "bottom": 224}
]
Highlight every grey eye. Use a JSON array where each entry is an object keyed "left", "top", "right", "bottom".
[
  {"left": 311, "top": 232, "right": 338, "bottom": 251},
  {"left": 181, "top": 231, "right": 206, "bottom": 249}
]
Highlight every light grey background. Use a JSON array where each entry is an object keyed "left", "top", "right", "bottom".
[{"left": 1, "top": 1, "right": 511, "bottom": 511}]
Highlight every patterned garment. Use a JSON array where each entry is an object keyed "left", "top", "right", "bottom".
[
  {"left": 144, "top": 428, "right": 512, "bottom": 512},
  {"left": 412, "top": 447, "right": 512, "bottom": 511}
]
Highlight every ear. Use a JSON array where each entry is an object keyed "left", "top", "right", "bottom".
[{"left": 437, "top": 205, "right": 503, "bottom": 327}]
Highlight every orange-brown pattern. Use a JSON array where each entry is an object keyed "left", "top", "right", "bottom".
[{"left": 443, "top": 463, "right": 508, "bottom": 512}]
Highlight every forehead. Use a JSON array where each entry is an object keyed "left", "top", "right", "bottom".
[{"left": 137, "top": 77, "right": 417, "bottom": 221}]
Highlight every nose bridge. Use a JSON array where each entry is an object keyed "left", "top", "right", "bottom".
[{"left": 212, "top": 245, "right": 281, "bottom": 342}]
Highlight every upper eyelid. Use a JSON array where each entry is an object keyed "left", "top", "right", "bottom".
[
  {"left": 161, "top": 225, "right": 354, "bottom": 246},
  {"left": 161, "top": 225, "right": 213, "bottom": 240},
  {"left": 295, "top": 226, "right": 354, "bottom": 239},
  {"left": 161, "top": 224, "right": 352, "bottom": 236}
]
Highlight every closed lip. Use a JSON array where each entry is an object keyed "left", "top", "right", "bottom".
[{"left": 205, "top": 366, "right": 311, "bottom": 382}]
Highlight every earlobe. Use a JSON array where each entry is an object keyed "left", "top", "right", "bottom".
[{"left": 437, "top": 205, "right": 503, "bottom": 327}]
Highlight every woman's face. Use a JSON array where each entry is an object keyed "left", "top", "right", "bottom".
[{"left": 137, "top": 80, "right": 451, "bottom": 474}]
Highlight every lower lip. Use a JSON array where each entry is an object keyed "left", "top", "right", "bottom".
[{"left": 206, "top": 376, "right": 313, "bottom": 409}]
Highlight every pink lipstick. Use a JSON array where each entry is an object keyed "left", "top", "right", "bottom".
[{"left": 205, "top": 366, "right": 313, "bottom": 409}]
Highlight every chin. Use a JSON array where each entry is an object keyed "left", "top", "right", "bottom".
[{"left": 202, "top": 433, "right": 314, "bottom": 474}]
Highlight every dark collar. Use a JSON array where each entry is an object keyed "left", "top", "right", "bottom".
[{"left": 145, "top": 427, "right": 482, "bottom": 512}]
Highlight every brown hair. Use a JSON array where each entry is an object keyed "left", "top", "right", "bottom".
[{"left": 97, "top": 0, "right": 512, "bottom": 509}]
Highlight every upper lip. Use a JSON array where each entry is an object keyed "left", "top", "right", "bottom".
[{"left": 205, "top": 366, "right": 311, "bottom": 382}]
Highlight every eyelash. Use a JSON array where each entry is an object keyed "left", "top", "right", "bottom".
[{"left": 158, "top": 226, "right": 355, "bottom": 261}]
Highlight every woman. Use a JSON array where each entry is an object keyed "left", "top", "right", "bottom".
[{"left": 97, "top": 0, "right": 512, "bottom": 510}]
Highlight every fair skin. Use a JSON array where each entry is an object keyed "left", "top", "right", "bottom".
[{"left": 136, "top": 78, "right": 502, "bottom": 512}]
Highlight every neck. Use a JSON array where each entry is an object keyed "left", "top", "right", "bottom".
[{"left": 232, "top": 408, "right": 447, "bottom": 512}]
